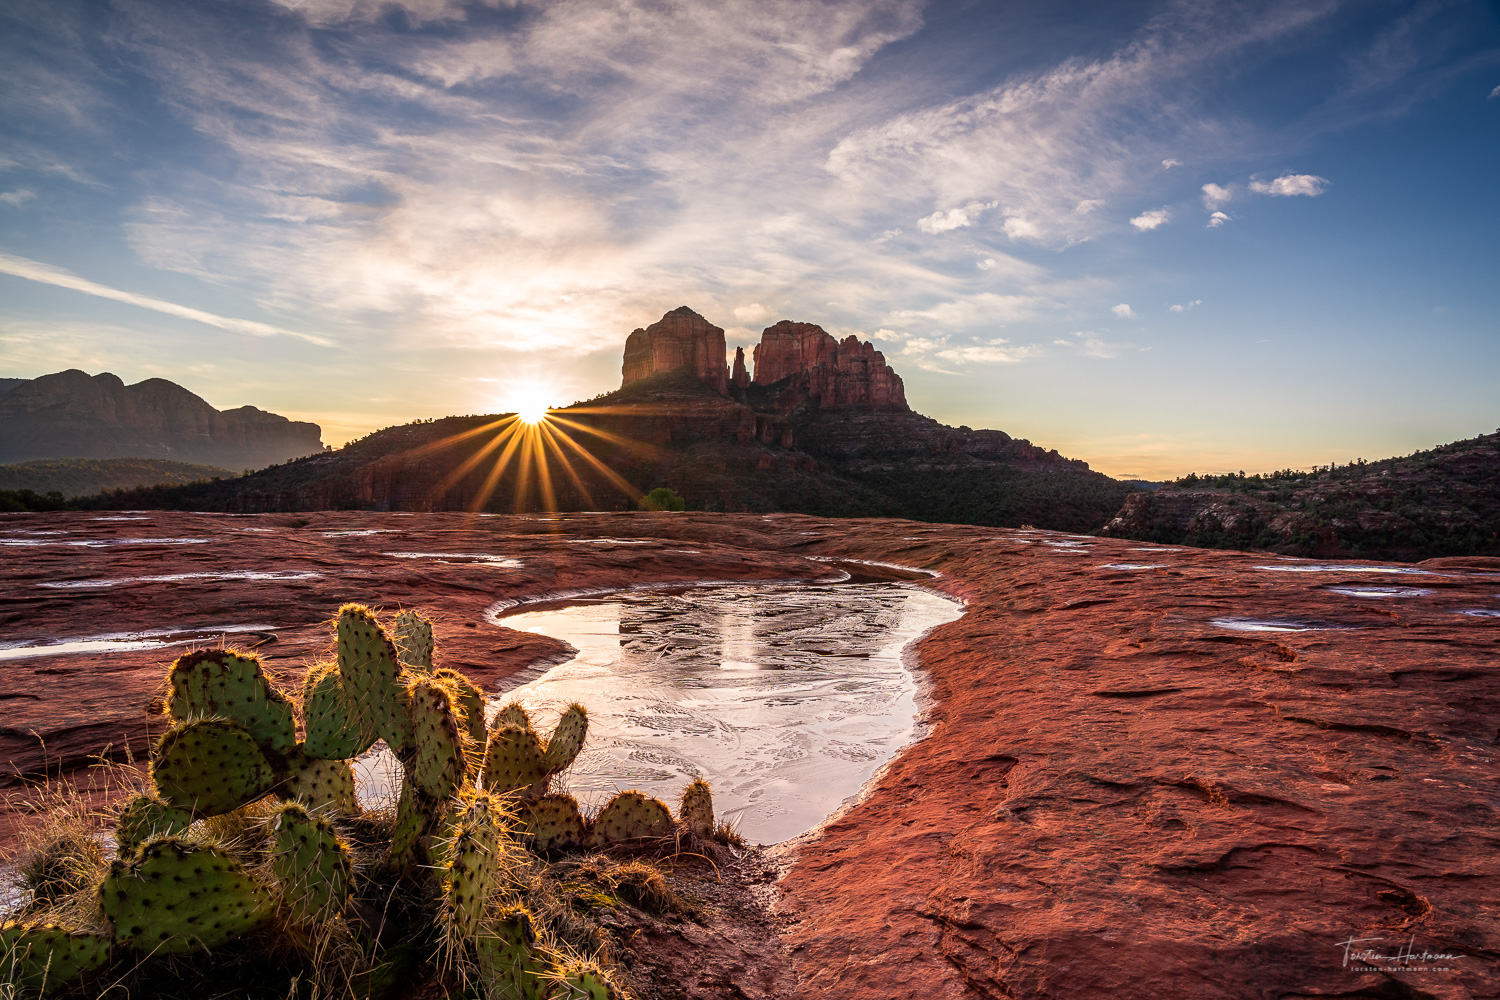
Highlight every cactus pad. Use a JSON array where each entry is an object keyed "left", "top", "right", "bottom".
[
  {"left": 392, "top": 609, "right": 435, "bottom": 670},
  {"left": 269, "top": 803, "right": 353, "bottom": 924},
  {"left": 543, "top": 703, "right": 588, "bottom": 774},
  {"left": 151, "top": 718, "right": 274, "bottom": 818},
  {"left": 519, "top": 794, "right": 586, "bottom": 852},
  {"left": 114, "top": 794, "right": 190, "bottom": 856},
  {"left": 475, "top": 906, "right": 547, "bottom": 1000},
  {"left": 335, "top": 604, "right": 410, "bottom": 752},
  {"left": 590, "top": 791, "right": 674, "bottom": 846},
  {"left": 494, "top": 702, "right": 533, "bottom": 733},
  {"left": 439, "top": 823, "right": 501, "bottom": 942},
  {"left": 165, "top": 648, "right": 297, "bottom": 756},
  {"left": 387, "top": 777, "right": 425, "bottom": 869},
  {"left": 405, "top": 676, "right": 466, "bottom": 800},
  {"left": 99, "top": 837, "right": 270, "bottom": 954},
  {"left": 282, "top": 751, "right": 358, "bottom": 814},
  {"left": 679, "top": 778, "right": 714, "bottom": 838},
  {"left": 0, "top": 921, "right": 111, "bottom": 994},
  {"left": 301, "top": 661, "right": 376, "bottom": 759},
  {"left": 432, "top": 667, "right": 487, "bottom": 765},
  {"left": 480, "top": 724, "right": 549, "bottom": 799},
  {"left": 545, "top": 959, "right": 621, "bottom": 999}
]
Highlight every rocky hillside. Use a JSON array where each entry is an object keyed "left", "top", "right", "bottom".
[
  {"left": 1100, "top": 431, "right": 1500, "bottom": 560},
  {"left": 72, "top": 308, "right": 1132, "bottom": 530},
  {"left": 0, "top": 369, "right": 324, "bottom": 469}
]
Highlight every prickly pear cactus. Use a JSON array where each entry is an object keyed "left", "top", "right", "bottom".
[
  {"left": 269, "top": 803, "right": 353, "bottom": 924},
  {"left": 546, "top": 959, "right": 620, "bottom": 999},
  {"left": 476, "top": 906, "right": 548, "bottom": 1000},
  {"left": 439, "top": 793, "right": 507, "bottom": 942},
  {"left": 335, "top": 604, "right": 411, "bottom": 752},
  {"left": 392, "top": 609, "right": 435, "bottom": 670},
  {"left": 300, "top": 660, "right": 375, "bottom": 760},
  {"left": 543, "top": 703, "right": 588, "bottom": 774},
  {"left": 432, "top": 667, "right": 487, "bottom": 762},
  {"left": 405, "top": 676, "right": 466, "bottom": 801},
  {"left": 481, "top": 724, "right": 550, "bottom": 799},
  {"left": 151, "top": 717, "right": 274, "bottom": 818},
  {"left": 0, "top": 921, "right": 111, "bottom": 994},
  {"left": 590, "top": 791, "right": 674, "bottom": 846},
  {"left": 114, "top": 794, "right": 190, "bottom": 856},
  {"left": 518, "top": 794, "right": 585, "bottom": 852},
  {"left": 99, "top": 837, "right": 270, "bottom": 954},
  {"left": 679, "top": 778, "right": 714, "bottom": 838},
  {"left": 387, "top": 776, "right": 426, "bottom": 869},
  {"left": 165, "top": 648, "right": 297, "bottom": 757},
  {"left": 281, "top": 751, "right": 358, "bottom": 814},
  {"left": 494, "top": 702, "right": 533, "bottom": 733}
]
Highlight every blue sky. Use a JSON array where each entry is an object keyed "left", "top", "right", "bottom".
[{"left": 1, "top": 0, "right": 1496, "bottom": 477}]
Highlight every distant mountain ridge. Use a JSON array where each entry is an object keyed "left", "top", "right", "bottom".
[{"left": 0, "top": 370, "right": 323, "bottom": 470}]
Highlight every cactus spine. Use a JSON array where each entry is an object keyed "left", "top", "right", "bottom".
[
  {"left": 99, "top": 837, "right": 270, "bottom": 954},
  {"left": 268, "top": 803, "right": 353, "bottom": 924},
  {"left": 0, "top": 922, "right": 110, "bottom": 994},
  {"left": 439, "top": 792, "right": 509, "bottom": 944},
  {"left": 405, "top": 676, "right": 466, "bottom": 801},
  {"left": 150, "top": 717, "right": 274, "bottom": 818},
  {"left": 281, "top": 751, "right": 359, "bottom": 813},
  {"left": 432, "top": 667, "right": 487, "bottom": 764},
  {"left": 679, "top": 778, "right": 714, "bottom": 838},
  {"left": 545, "top": 959, "right": 621, "bottom": 999},
  {"left": 495, "top": 702, "right": 533, "bottom": 732}
]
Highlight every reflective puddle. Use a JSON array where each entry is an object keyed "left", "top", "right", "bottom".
[
  {"left": 1254, "top": 563, "right": 1437, "bottom": 575},
  {"left": 38, "top": 570, "right": 321, "bottom": 590},
  {"left": 382, "top": 551, "right": 521, "bottom": 567},
  {"left": 1211, "top": 616, "right": 1335, "bottom": 633},
  {"left": 1327, "top": 586, "right": 1434, "bottom": 598},
  {"left": 356, "top": 582, "right": 962, "bottom": 844}
]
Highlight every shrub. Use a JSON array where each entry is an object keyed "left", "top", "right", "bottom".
[{"left": 640, "top": 487, "right": 685, "bottom": 511}]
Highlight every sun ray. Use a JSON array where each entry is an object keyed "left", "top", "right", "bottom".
[
  {"left": 407, "top": 415, "right": 519, "bottom": 458},
  {"left": 545, "top": 419, "right": 644, "bottom": 503},
  {"left": 469, "top": 423, "right": 529, "bottom": 512},
  {"left": 547, "top": 415, "right": 665, "bottom": 458},
  {"left": 427, "top": 420, "right": 522, "bottom": 502},
  {"left": 529, "top": 425, "right": 558, "bottom": 512},
  {"left": 536, "top": 420, "right": 597, "bottom": 509}
]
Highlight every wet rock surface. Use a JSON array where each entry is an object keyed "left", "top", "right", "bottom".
[{"left": 3, "top": 511, "right": 1498, "bottom": 998}]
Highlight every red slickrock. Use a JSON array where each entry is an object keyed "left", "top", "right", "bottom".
[
  {"left": 3, "top": 511, "right": 1496, "bottom": 999},
  {"left": 752, "top": 320, "right": 908, "bottom": 411},
  {"left": 621, "top": 306, "right": 729, "bottom": 394}
]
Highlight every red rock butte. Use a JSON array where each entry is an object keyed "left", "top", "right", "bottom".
[{"left": 621, "top": 307, "right": 908, "bottom": 412}]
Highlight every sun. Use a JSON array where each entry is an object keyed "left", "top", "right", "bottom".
[
  {"left": 500, "top": 384, "right": 554, "bottom": 425},
  {"left": 516, "top": 400, "right": 549, "bottom": 425}
]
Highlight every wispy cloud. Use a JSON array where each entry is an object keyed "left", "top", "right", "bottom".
[
  {"left": 1490, "top": 84, "right": 1500, "bottom": 100},
  {"left": 1207, "top": 211, "right": 1230, "bottom": 228},
  {"left": 1249, "top": 173, "right": 1329, "bottom": 197},
  {"left": 1053, "top": 330, "right": 1130, "bottom": 359},
  {"left": 0, "top": 190, "right": 36, "bottom": 208},
  {"left": 1168, "top": 299, "right": 1202, "bottom": 312},
  {"left": 0, "top": 252, "right": 332, "bottom": 346},
  {"left": 1201, "top": 182, "right": 1235, "bottom": 209},
  {"left": 1161, "top": 158, "right": 1182, "bottom": 169},
  {"left": 918, "top": 200, "right": 997, "bottom": 234}
]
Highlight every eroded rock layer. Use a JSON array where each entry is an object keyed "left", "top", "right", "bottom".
[
  {"left": 621, "top": 306, "right": 729, "bottom": 394},
  {"left": 752, "top": 321, "right": 907, "bottom": 412}
]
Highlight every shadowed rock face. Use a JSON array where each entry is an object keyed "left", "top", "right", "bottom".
[
  {"left": 753, "top": 320, "right": 908, "bottom": 412},
  {"left": 621, "top": 306, "right": 729, "bottom": 394},
  {"left": 0, "top": 369, "right": 323, "bottom": 469}
]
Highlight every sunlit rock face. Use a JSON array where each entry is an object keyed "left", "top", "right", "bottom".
[
  {"left": 621, "top": 306, "right": 730, "bottom": 394},
  {"left": 752, "top": 321, "right": 908, "bottom": 412},
  {"left": 0, "top": 369, "right": 324, "bottom": 469}
]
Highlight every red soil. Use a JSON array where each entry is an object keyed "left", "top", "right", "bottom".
[{"left": 2, "top": 511, "right": 1496, "bottom": 998}]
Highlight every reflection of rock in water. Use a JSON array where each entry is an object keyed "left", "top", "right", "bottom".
[{"left": 498, "top": 583, "right": 961, "bottom": 844}]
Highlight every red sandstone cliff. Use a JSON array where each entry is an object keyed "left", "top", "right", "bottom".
[
  {"left": 0, "top": 369, "right": 324, "bottom": 469},
  {"left": 753, "top": 321, "right": 908, "bottom": 412},
  {"left": 621, "top": 306, "right": 729, "bottom": 394}
]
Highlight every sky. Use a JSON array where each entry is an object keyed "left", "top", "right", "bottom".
[{"left": 1, "top": 0, "right": 1497, "bottom": 479}]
